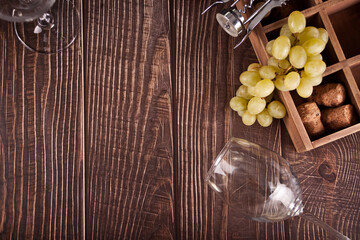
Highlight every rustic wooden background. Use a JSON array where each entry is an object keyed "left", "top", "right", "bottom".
[{"left": 0, "top": 0, "right": 359, "bottom": 239}]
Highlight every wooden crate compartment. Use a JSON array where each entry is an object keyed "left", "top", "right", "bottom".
[
  {"left": 313, "top": 71, "right": 358, "bottom": 138},
  {"left": 328, "top": 2, "right": 360, "bottom": 58},
  {"left": 236, "top": 0, "right": 360, "bottom": 152}
]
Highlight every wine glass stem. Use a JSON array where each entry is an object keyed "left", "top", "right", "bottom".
[{"left": 301, "top": 212, "right": 350, "bottom": 240}]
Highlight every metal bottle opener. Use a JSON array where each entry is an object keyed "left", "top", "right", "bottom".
[{"left": 202, "top": 0, "right": 288, "bottom": 49}]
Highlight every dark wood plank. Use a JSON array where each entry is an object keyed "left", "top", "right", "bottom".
[
  {"left": 171, "top": 1, "right": 233, "bottom": 238},
  {"left": 0, "top": 1, "right": 84, "bottom": 238},
  {"left": 83, "top": 0, "right": 175, "bottom": 239},
  {"left": 171, "top": 0, "right": 285, "bottom": 239}
]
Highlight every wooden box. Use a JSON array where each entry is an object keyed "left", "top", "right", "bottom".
[{"left": 237, "top": 0, "right": 360, "bottom": 152}]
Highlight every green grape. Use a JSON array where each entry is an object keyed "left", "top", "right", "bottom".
[
  {"left": 279, "top": 24, "right": 296, "bottom": 45},
  {"left": 242, "top": 110, "right": 256, "bottom": 126},
  {"left": 274, "top": 75, "right": 288, "bottom": 91},
  {"left": 237, "top": 109, "right": 246, "bottom": 117},
  {"left": 301, "top": 74, "right": 323, "bottom": 86},
  {"left": 229, "top": 96, "right": 248, "bottom": 111},
  {"left": 265, "top": 92, "right": 273, "bottom": 103},
  {"left": 259, "top": 65, "right": 277, "bottom": 79},
  {"left": 289, "top": 45, "right": 307, "bottom": 69},
  {"left": 267, "top": 57, "right": 279, "bottom": 67},
  {"left": 239, "top": 71, "right": 261, "bottom": 87},
  {"left": 236, "top": 85, "right": 253, "bottom": 99},
  {"left": 304, "top": 60, "right": 326, "bottom": 77},
  {"left": 318, "top": 28, "right": 329, "bottom": 44},
  {"left": 309, "top": 75, "right": 323, "bottom": 86},
  {"left": 248, "top": 63, "right": 262, "bottom": 72},
  {"left": 298, "top": 26, "right": 319, "bottom": 45},
  {"left": 302, "top": 38, "right": 326, "bottom": 56},
  {"left": 247, "top": 86, "right": 257, "bottom": 96},
  {"left": 284, "top": 71, "right": 301, "bottom": 90},
  {"left": 278, "top": 59, "right": 291, "bottom": 70},
  {"left": 280, "top": 23, "right": 292, "bottom": 37},
  {"left": 307, "top": 53, "right": 322, "bottom": 61},
  {"left": 268, "top": 100, "right": 286, "bottom": 119},
  {"left": 254, "top": 79, "right": 275, "bottom": 98},
  {"left": 266, "top": 40, "right": 275, "bottom": 55},
  {"left": 257, "top": 109, "right": 273, "bottom": 127},
  {"left": 288, "top": 11, "right": 306, "bottom": 34},
  {"left": 296, "top": 78, "right": 313, "bottom": 98},
  {"left": 247, "top": 97, "right": 266, "bottom": 115},
  {"left": 272, "top": 36, "right": 291, "bottom": 60}
]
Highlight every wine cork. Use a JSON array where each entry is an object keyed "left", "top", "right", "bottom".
[
  {"left": 297, "top": 102, "right": 325, "bottom": 137},
  {"left": 321, "top": 104, "right": 358, "bottom": 131},
  {"left": 308, "top": 83, "right": 346, "bottom": 107}
]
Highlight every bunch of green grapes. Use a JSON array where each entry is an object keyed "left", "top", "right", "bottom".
[
  {"left": 267, "top": 10, "right": 329, "bottom": 97},
  {"left": 230, "top": 74, "right": 286, "bottom": 127},
  {"left": 230, "top": 10, "right": 329, "bottom": 127}
]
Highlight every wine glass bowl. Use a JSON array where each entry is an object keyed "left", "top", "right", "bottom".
[
  {"left": 0, "top": 0, "right": 79, "bottom": 54},
  {"left": 0, "top": 0, "right": 55, "bottom": 22},
  {"left": 206, "top": 137, "right": 304, "bottom": 222},
  {"left": 206, "top": 137, "right": 350, "bottom": 239}
]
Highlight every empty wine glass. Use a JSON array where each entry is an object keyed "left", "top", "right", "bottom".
[
  {"left": 206, "top": 137, "right": 350, "bottom": 239},
  {"left": 0, "top": 0, "right": 79, "bottom": 54}
]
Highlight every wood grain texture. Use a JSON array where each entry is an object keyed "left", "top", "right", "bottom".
[
  {"left": 281, "top": 128, "right": 360, "bottom": 239},
  {"left": 171, "top": 1, "right": 233, "bottom": 238},
  {"left": 1, "top": 0, "right": 359, "bottom": 239},
  {"left": 171, "top": 0, "right": 286, "bottom": 239},
  {"left": 83, "top": 0, "right": 175, "bottom": 239},
  {"left": 0, "top": 0, "right": 84, "bottom": 238}
]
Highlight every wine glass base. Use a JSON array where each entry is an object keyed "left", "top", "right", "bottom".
[{"left": 14, "top": 0, "right": 79, "bottom": 54}]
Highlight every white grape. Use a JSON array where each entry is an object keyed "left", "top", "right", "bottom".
[
  {"left": 288, "top": 11, "right": 306, "bottom": 34},
  {"left": 242, "top": 111, "right": 256, "bottom": 126},
  {"left": 266, "top": 40, "right": 275, "bottom": 55},
  {"left": 280, "top": 24, "right": 296, "bottom": 45},
  {"left": 274, "top": 75, "right": 288, "bottom": 91},
  {"left": 272, "top": 36, "right": 291, "bottom": 60},
  {"left": 268, "top": 100, "right": 286, "bottom": 119},
  {"left": 301, "top": 74, "right": 323, "bottom": 86},
  {"left": 302, "top": 38, "right": 326, "bottom": 56},
  {"left": 259, "top": 65, "right": 277, "bottom": 79},
  {"left": 307, "top": 54, "right": 322, "bottom": 61},
  {"left": 257, "top": 109, "right": 273, "bottom": 127},
  {"left": 298, "top": 26, "right": 319, "bottom": 45},
  {"left": 247, "top": 97, "right": 266, "bottom": 115},
  {"left": 304, "top": 60, "right": 326, "bottom": 77},
  {"left": 236, "top": 85, "right": 253, "bottom": 99},
  {"left": 255, "top": 79, "right": 275, "bottom": 98},
  {"left": 278, "top": 59, "right": 291, "bottom": 70},
  {"left": 284, "top": 72, "right": 301, "bottom": 90},
  {"left": 239, "top": 71, "right": 261, "bottom": 87},
  {"left": 229, "top": 96, "right": 248, "bottom": 111},
  {"left": 248, "top": 63, "right": 262, "bottom": 72},
  {"left": 237, "top": 109, "right": 246, "bottom": 117},
  {"left": 318, "top": 28, "right": 329, "bottom": 44},
  {"left": 296, "top": 79, "right": 313, "bottom": 98}
]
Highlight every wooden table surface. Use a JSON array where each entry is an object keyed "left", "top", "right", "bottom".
[{"left": 1, "top": 0, "right": 359, "bottom": 239}]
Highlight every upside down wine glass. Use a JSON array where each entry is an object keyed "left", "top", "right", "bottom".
[
  {"left": 206, "top": 138, "right": 350, "bottom": 239},
  {"left": 0, "top": 0, "right": 79, "bottom": 54}
]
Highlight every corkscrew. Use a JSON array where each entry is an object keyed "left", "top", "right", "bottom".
[{"left": 202, "top": 0, "right": 288, "bottom": 49}]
